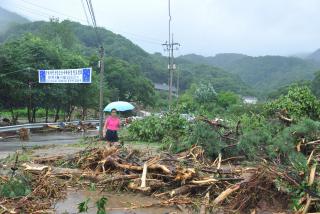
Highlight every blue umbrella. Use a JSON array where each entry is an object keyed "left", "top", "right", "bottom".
[{"left": 104, "top": 101, "right": 135, "bottom": 112}]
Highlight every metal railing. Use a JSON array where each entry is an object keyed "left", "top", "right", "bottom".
[{"left": 0, "top": 120, "right": 99, "bottom": 133}]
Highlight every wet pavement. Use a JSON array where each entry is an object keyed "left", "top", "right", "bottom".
[{"left": 0, "top": 131, "right": 96, "bottom": 159}]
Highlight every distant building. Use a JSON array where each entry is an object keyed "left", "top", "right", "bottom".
[
  {"left": 242, "top": 96, "right": 258, "bottom": 104},
  {"left": 154, "top": 83, "right": 177, "bottom": 94}
]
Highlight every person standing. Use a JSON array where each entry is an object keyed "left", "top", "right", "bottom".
[{"left": 103, "top": 108, "right": 121, "bottom": 146}]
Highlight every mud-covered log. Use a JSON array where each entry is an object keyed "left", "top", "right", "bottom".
[
  {"left": 175, "top": 168, "right": 196, "bottom": 181},
  {"left": 99, "top": 174, "right": 139, "bottom": 184},
  {"left": 170, "top": 185, "right": 197, "bottom": 197},
  {"left": 34, "top": 156, "right": 65, "bottom": 164}
]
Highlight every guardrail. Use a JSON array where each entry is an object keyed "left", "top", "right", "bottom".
[{"left": 0, "top": 120, "right": 100, "bottom": 133}]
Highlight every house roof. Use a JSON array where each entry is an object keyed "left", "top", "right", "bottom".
[{"left": 154, "top": 83, "right": 177, "bottom": 92}]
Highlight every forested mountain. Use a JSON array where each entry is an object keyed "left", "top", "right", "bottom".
[
  {"left": 178, "top": 53, "right": 249, "bottom": 69},
  {"left": 179, "top": 53, "right": 320, "bottom": 95},
  {"left": 0, "top": 18, "right": 252, "bottom": 95},
  {"left": 154, "top": 53, "right": 252, "bottom": 94},
  {"left": 0, "top": 7, "right": 29, "bottom": 34},
  {"left": 307, "top": 49, "right": 320, "bottom": 64}
]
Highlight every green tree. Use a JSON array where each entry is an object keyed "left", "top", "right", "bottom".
[
  {"left": 217, "top": 91, "right": 240, "bottom": 109},
  {"left": 193, "top": 82, "right": 217, "bottom": 104},
  {"left": 311, "top": 70, "right": 320, "bottom": 98},
  {"left": 105, "top": 57, "right": 155, "bottom": 107},
  {"left": 0, "top": 34, "right": 62, "bottom": 122}
]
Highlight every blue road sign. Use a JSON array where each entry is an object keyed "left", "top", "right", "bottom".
[{"left": 38, "top": 68, "right": 92, "bottom": 84}]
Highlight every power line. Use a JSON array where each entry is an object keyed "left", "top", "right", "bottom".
[
  {"left": 81, "top": 0, "right": 91, "bottom": 26},
  {"left": 85, "top": 0, "right": 101, "bottom": 46},
  {"left": 10, "top": 0, "right": 164, "bottom": 46},
  {"left": 15, "top": 0, "right": 164, "bottom": 44},
  {"left": 18, "top": 0, "right": 88, "bottom": 23},
  {"left": 87, "top": 0, "right": 98, "bottom": 27},
  {"left": 83, "top": 0, "right": 105, "bottom": 139}
]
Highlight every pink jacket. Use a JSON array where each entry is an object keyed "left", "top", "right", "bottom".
[{"left": 104, "top": 116, "right": 120, "bottom": 131}]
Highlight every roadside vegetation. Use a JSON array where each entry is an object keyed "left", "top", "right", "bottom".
[{"left": 125, "top": 84, "right": 320, "bottom": 212}]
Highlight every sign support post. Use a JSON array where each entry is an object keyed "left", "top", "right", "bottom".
[{"left": 98, "top": 46, "right": 105, "bottom": 139}]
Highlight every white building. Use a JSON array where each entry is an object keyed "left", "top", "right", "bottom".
[{"left": 242, "top": 96, "right": 258, "bottom": 104}]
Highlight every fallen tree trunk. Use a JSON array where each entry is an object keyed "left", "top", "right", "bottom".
[
  {"left": 106, "top": 157, "right": 171, "bottom": 174},
  {"left": 170, "top": 185, "right": 197, "bottom": 197},
  {"left": 277, "top": 113, "right": 293, "bottom": 123},
  {"left": 34, "top": 156, "right": 65, "bottom": 164},
  {"left": 213, "top": 183, "right": 241, "bottom": 205},
  {"left": 22, "top": 163, "right": 50, "bottom": 174},
  {"left": 141, "top": 162, "right": 148, "bottom": 188}
]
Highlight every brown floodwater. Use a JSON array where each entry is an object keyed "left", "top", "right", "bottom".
[{"left": 54, "top": 189, "right": 181, "bottom": 214}]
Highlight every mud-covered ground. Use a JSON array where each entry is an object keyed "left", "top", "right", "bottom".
[{"left": 0, "top": 133, "right": 180, "bottom": 214}]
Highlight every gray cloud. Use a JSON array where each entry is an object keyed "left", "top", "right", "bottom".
[{"left": 2, "top": 0, "right": 320, "bottom": 56}]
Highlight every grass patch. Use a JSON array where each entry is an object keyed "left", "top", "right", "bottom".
[
  {"left": 1, "top": 151, "right": 32, "bottom": 164},
  {"left": 69, "top": 136, "right": 101, "bottom": 148}
]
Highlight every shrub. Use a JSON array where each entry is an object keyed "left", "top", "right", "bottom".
[
  {"left": 265, "top": 86, "right": 320, "bottom": 120},
  {"left": 127, "top": 110, "right": 189, "bottom": 143},
  {"left": 128, "top": 116, "right": 164, "bottom": 142},
  {"left": 216, "top": 91, "right": 240, "bottom": 109}
]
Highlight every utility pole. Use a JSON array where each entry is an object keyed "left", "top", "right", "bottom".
[
  {"left": 98, "top": 46, "right": 105, "bottom": 139},
  {"left": 176, "top": 66, "right": 179, "bottom": 98},
  {"left": 27, "top": 67, "right": 32, "bottom": 123},
  {"left": 162, "top": 0, "right": 180, "bottom": 107},
  {"left": 162, "top": 35, "right": 179, "bottom": 105}
]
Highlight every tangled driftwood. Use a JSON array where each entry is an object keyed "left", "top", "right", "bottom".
[{"left": 25, "top": 144, "right": 319, "bottom": 213}]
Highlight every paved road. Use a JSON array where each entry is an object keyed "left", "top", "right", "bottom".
[{"left": 0, "top": 131, "right": 97, "bottom": 159}]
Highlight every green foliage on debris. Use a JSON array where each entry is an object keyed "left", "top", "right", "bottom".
[
  {"left": 128, "top": 111, "right": 189, "bottom": 143},
  {"left": 78, "top": 198, "right": 90, "bottom": 213},
  {"left": 78, "top": 196, "right": 108, "bottom": 214},
  {"left": 187, "top": 121, "right": 225, "bottom": 157},
  {"left": 0, "top": 176, "right": 31, "bottom": 198},
  {"left": 96, "top": 197, "right": 108, "bottom": 214},
  {"left": 128, "top": 84, "right": 320, "bottom": 167},
  {"left": 266, "top": 86, "right": 320, "bottom": 120}
]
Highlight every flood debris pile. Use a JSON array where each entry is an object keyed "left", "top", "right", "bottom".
[
  {"left": 46, "top": 122, "right": 96, "bottom": 132},
  {"left": 0, "top": 170, "right": 66, "bottom": 213},
  {"left": 27, "top": 144, "right": 320, "bottom": 213}
]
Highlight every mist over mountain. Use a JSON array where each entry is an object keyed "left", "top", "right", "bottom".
[
  {"left": 0, "top": 7, "right": 29, "bottom": 34},
  {"left": 179, "top": 53, "right": 320, "bottom": 95}
]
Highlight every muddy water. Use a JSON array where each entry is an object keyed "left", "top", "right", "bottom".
[{"left": 55, "top": 189, "right": 181, "bottom": 214}]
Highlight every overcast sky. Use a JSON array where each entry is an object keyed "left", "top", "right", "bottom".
[{"left": 2, "top": 0, "right": 320, "bottom": 57}]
